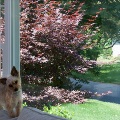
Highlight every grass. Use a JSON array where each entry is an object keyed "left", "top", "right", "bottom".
[
  {"left": 73, "top": 63, "right": 120, "bottom": 84},
  {"left": 50, "top": 99, "right": 120, "bottom": 120}
]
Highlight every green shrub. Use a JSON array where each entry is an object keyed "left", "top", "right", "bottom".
[
  {"left": 23, "top": 102, "right": 28, "bottom": 107},
  {"left": 100, "top": 48, "right": 112, "bottom": 59},
  {"left": 43, "top": 105, "right": 73, "bottom": 119}
]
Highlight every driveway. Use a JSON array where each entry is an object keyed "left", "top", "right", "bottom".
[{"left": 80, "top": 81, "right": 120, "bottom": 104}]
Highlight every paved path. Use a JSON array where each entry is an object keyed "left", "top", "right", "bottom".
[{"left": 80, "top": 81, "right": 120, "bottom": 104}]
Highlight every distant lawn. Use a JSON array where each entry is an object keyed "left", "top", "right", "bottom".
[
  {"left": 49, "top": 99, "right": 120, "bottom": 120},
  {"left": 73, "top": 63, "right": 120, "bottom": 84}
]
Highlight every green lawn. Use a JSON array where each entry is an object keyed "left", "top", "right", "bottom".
[
  {"left": 49, "top": 99, "right": 120, "bottom": 120},
  {"left": 73, "top": 63, "right": 120, "bottom": 84}
]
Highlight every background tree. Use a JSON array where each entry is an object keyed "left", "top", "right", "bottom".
[
  {"left": 20, "top": 0, "right": 99, "bottom": 87},
  {"left": 84, "top": 0, "right": 120, "bottom": 53},
  {"left": 66, "top": 0, "right": 120, "bottom": 60}
]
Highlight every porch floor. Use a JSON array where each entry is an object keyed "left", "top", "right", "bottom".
[{"left": 0, "top": 107, "right": 67, "bottom": 120}]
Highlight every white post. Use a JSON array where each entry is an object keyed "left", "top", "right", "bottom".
[
  {"left": 11, "top": 0, "right": 20, "bottom": 71},
  {"left": 3, "top": 0, "right": 20, "bottom": 77}
]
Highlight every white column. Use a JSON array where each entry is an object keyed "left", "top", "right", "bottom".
[
  {"left": 11, "top": 0, "right": 20, "bottom": 71},
  {"left": 3, "top": 0, "right": 20, "bottom": 77}
]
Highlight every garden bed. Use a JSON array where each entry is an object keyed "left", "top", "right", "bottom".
[{"left": 22, "top": 84, "right": 91, "bottom": 110}]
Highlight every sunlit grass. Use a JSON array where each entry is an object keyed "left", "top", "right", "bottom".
[
  {"left": 51, "top": 99, "right": 120, "bottom": 120},
  {"left": 74, "top": 63, "right": 120, "bottom": 84}
]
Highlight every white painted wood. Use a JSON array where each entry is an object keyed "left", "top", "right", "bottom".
[
  {"left": 3, "top": 0, "right": 11, "bottom": 77},
  {"left": 10, "top": 0, "right": 20, "bottom": 71},
  {"left": 3, "top": 0, "right": 20, "bottom": 77}
]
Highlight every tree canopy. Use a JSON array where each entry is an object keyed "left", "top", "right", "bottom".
[
  {"left": 20, "top": 0, "right": 98, "bottom": 87},
  {"left": 81, "top": 0, "right": 120, "bottom": 46}
]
